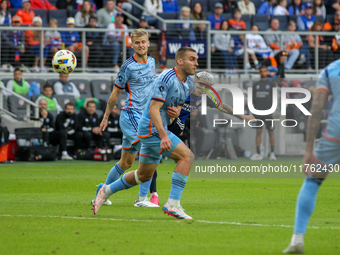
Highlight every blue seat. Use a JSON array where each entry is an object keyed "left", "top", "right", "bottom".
[
  {"left": 190, "top": 0, "right": 207, "bottom": 8},
  {"left": 252, "top": 14, "right": 269, "bottom": 30},
  {"left": 91, "top": 80, "right": 113, "bottom": 102},
  {"left": 9, "top": 8, "right": 19, "bottom": 17},
  {"left": 288, "top": 15, "right": 298, "bottom": 23},
  {"left": 252, "top": 0, "right": 263, "bottom": 12},
  {"left": 68, "top": 9, "right": 78, "bottom": 18},
  {"left": 222, "top": 13, "right": 232, "bottom": 21},
  {"left": 48, "top": 9, "right": 68, "bottom": 27},
  {"left": 241, "top": 14, "right": 251, "bottom": 29}
]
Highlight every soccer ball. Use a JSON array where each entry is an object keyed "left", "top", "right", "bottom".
[{"left": 52, "top": 50, "right": 77, "bottom": 74}]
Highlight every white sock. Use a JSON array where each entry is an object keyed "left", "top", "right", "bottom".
[
  {"left": 151, "top": 192, "right": 158, "bottom": 197},
  {"left": 62, "top": 151, "right": 68, "bottom": 155},
  {"left": 104, "top": 185, "right": 113, "bottom": 197},
  {"left": 291, "top": 233, "right": 304, "bottom": 244},
  {"left": 254, "top": 60, "right": 259, "bottom": 65},
  {"left": 167, "top": 198, "right": 180, "bottom": 207},
  {"left": 246, "top": 63, "right": 251, "bottom": 68},
  {"left": 138, "top": 196, "right": 147, "bottom": 201}
]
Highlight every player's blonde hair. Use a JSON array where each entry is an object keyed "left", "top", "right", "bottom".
[
  {"left": 195, "top": 71, "right": 213, "bottom": 86},
  {"left": 131, "top": 28, "right": 149, "bottom": 43}
]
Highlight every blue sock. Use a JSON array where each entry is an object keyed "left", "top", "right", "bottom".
[
  {"left": 108, "top": 173, "right": 134, "bottom": 194},
  {"left": 294, "top": 178, "right": 322, "bottom": 234},
  {"left": 169, "top": 172, "right": 188, "bottom": 200},
  {"left": 139, "top": 179, "right": 152, "bottom": 197},
  {"left": 105, "top": 163, "right": 125, "bottom": 185}
]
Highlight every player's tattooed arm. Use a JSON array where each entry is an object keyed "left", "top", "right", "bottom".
[
  {"left": 105, "top": 86, "right": 122, "bottom": 118},
  {"left": 217, "top": 103, "right": 255, "bottom": 121},
  {"left": 305, "top": 90, "right": 328, "bottom": 153}
]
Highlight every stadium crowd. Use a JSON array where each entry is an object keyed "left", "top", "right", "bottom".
[{"left": 1, "top": 0, "right": 340, "bottom": 72}]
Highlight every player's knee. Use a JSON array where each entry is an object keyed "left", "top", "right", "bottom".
[
  {"left": 119, "top": 159, "right": 134, "bottom": 170},
  {"left": 138, "top": 172, "right": 153, "bottom": 183}
]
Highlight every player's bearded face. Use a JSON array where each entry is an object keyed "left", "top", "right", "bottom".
[{"left": 182, "top": 52, "right": 199, "bottom": 75}]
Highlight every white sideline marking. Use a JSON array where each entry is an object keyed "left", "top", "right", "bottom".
[{"left": 1, "top": 214, "right": 340, "bottom": 230}]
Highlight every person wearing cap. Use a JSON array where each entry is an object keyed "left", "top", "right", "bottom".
[
  {"left": 161, "top": 0, "right": 178, "bottom": 13},
  {"left": 24, "top": 16, "right": 49, "bottom": 72},
  {"left": 297, "top": 3, "right": 317, "bottom": 30},
  {"left": 1, "top": 16, "right": 25, "bottom": 71},
  {"left": 74, "top": 0, "right": 94, "bottom": 27},
  {"left": 237, "top": 0, "right": 255, "bottom": 15},
  {"left": 15, "top": 0, "right": 35, "bottom": 25},
  {"left": 60, "top": 17, "right": 89, "bottom": 65},
  {"left": 30, "top": 0, "right": 57, "bottom": 10},
  {"left": 103, "top": 12, "right": 130, "bottom": 72},
  {"left": 0, "top": 0, "right": 12, "bottom": 25},
  {"left": 207, "top": 2, "right": 225, "bottom": 29},
  {"left": 97, "top": 0, "right": 117, "bottom": 27},
  {"left": 142, "top": 0, "right": 162, "bottom": 27}
]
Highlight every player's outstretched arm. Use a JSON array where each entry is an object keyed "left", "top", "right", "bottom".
[
  {"left": 99, "top": 86, "right": 122, "bottom": 134},
  {"left": 149, "top": 100, "right": 171, "bottom": 151},
  {"left": 217, "top": 103, "right": 255, "bottom": 121},
  {"left": 303, "top": 90, "right": 328, "bottom": 171}
]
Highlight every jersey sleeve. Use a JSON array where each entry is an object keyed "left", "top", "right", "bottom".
[
  {"left": 315, "top": 68, "right": 331, "bottom": 95},
  {"left": 151, "top": 80, "right": 169, "bottom": 103},
  {"left": 114, "top": 66, "right": 130, "bottom": 90}
]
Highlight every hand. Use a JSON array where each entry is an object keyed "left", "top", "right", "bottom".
[
  {"left": 87, "top": 41, "right": 93, "bottom": 46},
  {"left": 302, "top": 151, "right": 314, "bottom": 177},
  {"left": 160, "top": 136, "right": 171, "bottom": 151},
  {"left": 40, "top": 109, "right": 48, "bottom": 118},
  {"left": 92, "top": 127, "right": 101, "bottom": 135},
  {"left": 19, "top": 48, "right": 25, "bottom": 53},
  {"left": 41, "top": 128, "right": 47, "bottom": 132},
  {"left": 99, "top": 118, "right": 108, "bottom": 135},
  {"left": 242, "top": 115, "right": 255, "bottom": 122},
  {"left": 167, "top": 106, "right": 180, "bottom": 118},
  {"left": 211, "top": 46, "right": 216, "bottom": 53}
]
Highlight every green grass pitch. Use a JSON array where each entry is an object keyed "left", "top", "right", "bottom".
[{"left": 1, "top": 158, "right": 339, "bottom": 255}]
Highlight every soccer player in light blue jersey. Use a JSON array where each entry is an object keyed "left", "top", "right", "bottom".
[
  {"left": 91, "top": 28, "right": 157, "bottom": 206},
  {"left": 283, "top": 59, "right": 340, "bottom": 254},
  {"left": 93, "top": 47, "right": 198, "bottom": 219}
]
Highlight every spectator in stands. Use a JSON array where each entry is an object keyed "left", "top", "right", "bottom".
[
  {"left": 229, "top": 8, "right": 246, "bottom": 30},
  {"left": 257, "top": 0, "right": 275, "bottom": 16},
  {"left": 85, "top": 16, "right": 104, "bottom": 68},
  {"left": 283, "top": 20, "right": 312, "bottom": 70},
  {"left": 142, "top": 0, "right": 162, "bottom": 27},
  {"left": 192, "top": 22, "right": 207, "bottom": 40},
  {"left": 38, "top": 98, "right": 73, "bottom": 160},
  {"left": 30, "top": 0, "right": 57, "bottom": 9},
  {"left": 297, "top": 3, "right": 316, "bottom": 30},
  {"left": 15, "top": 0, "right": 35, "bottom": 25},
  {"left": 61, "top": 17, "right": 89, "bottom": 66},
  {"left": 288, "top": 0, "right": 305, "bottom": 15},
  {"left": 233, "top": 31, "right": 260, "bottom": 69},
  {"left": 35, "top": 84, "right": 62, "bottom": 112},
  {"left": 330, "top": 20, "right": 340, "bottom": 59},
  {"left": 220, "top": 0, "right": 237, "bottom": 13},
  {"left": 263, "top": 50, "right": 288, "bottom": 78},
  {"left": 237, "top": 0, "right": 255, "bottom": 15},
  {"left": 313, "top": 0, "right": 326, "bottom": 19},
  {"left": 207, "top": 2, "right": 225, "bottom": 29},
  {"left": 45, "top": 19, "right": 62, "bottom": 56},
  {"left": 323, "top": 10, "right": 340, "bottom": 30},
  {"left": 190, "top": 2, "right": 205, "bottom": 27},
  {"left": 177, "top": 6, "right": 193, "bottom": 39},
  {"left": 213, "top": 20, "right": 237, "bottom": 72},
  {"left": 55, "top": 102, "right": 83, "bottom": 153},
  {"left": 101, "top": 104, "right": 122, "bottom": 142},
  {"left": 24, "top": 16, "right": 49, "bottom": 72},
  {"left": 78, "top": 100, "right": 110, "bottom": 149},
  {"left": 74, "top": 0, "right": 94, "bottom": 27},
  {"left": 56, "top": 0, "right": 77, "bottom": 11},
  {"left": 9, "top": 0, "right": 23, "bottom": 8},
  {"left": 246, "top": 24, "right": 272, "bottom": 66},
  {"left": 273, "top": 0, "right": 289, "bottom": 15},
  {"left": 4, "top": 68, "right": 30, "bottom": 97},
  {"left": 1, "top": 15, "right": 25, "bottom": 71},
  {"left": 265, "top": 19, "right": 300, "bottom": 69},
  {"left": 53, "top": 73, "right": 80, "bottom": 98},
  {"left": 162, "top": 0, "right": 178, "bottom": 13},
  {"left": 328, "top": 0, "right": 340, "bottom": 16},
  {"left": 135, "top": 16, "right": 157, "bottom": 42},
  {"left": 0, "top": 0, "right": 11, "bottom": 25},
  {"left": 306, "top": 20, "right": 333, "bottom": 68},
  {"left": 103, "top": 12, "right": 130, "bottom": 73},
  {"left": 96, "top": 0, "right": 117, "bottom": 27}
]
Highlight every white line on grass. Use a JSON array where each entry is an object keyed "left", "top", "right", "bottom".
[{"left": 1, "top": 214, "right": 340, "bottom": 230}]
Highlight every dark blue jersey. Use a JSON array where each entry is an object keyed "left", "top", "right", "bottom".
[{"left": 178, "top": 94, "right": 219, "bottom": 123}]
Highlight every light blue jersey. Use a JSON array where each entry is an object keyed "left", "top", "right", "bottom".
[
  {"left": 114, "top": 55, "right": 156, "bottom": 113},
  {"left": 314, "top": 59, "right": 340, "bottom": 167},
  {"left": 138, "top": 68, "right": 195, "bottom": 137}
]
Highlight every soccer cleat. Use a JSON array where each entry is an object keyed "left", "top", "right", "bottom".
[
  {"left": 134, "top": 198, "right": 159, "bottom": 207},
  {"left": 250, "top": 153, "right": 263, "bottom": 160},
  {"left": 150, "top": 192, "right": 159, "bottom": 206},
  {"left": 61, "top": 154, "right": 73, "bottom": 160},
  {"left": 92, "top": 184, "right": 112, "bottom": 206},
  {"left": 162, "top": 203, "right": 193, "bottom": 220},
  {"left": 282, "top": 243, "right": 304, "bottom": 254},
  {"left": 92, "top": 184, "right": 107, "bottom": 214},
  {"left": 269, "top": 152, "right": 277, "bottom": 161}
]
